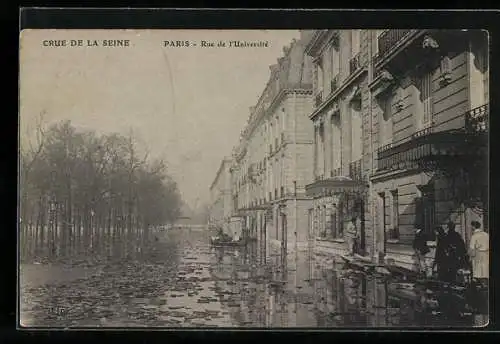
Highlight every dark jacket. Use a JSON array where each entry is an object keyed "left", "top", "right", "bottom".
[
  {"left": 413, "top": 230, "right": 430, "bottom": 255},
  {"left": 446, "top": 230, "right": 469, "bottom": 269}
]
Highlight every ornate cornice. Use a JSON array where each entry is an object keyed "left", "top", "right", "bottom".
[{"left": 305, "top": 30, "right": 334, "bottom": 57}]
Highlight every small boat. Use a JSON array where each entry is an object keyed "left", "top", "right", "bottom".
[{"left": 210, "top": 236, "right": 245, "bottom": 247}]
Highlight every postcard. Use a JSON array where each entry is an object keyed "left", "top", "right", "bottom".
[{"left": 19, "top": 27, "right": 489, "bottom": 329}]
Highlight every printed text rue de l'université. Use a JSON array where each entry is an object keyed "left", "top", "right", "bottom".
[{"left": 38, "top": 38, "right": 270, "bottom": 48}]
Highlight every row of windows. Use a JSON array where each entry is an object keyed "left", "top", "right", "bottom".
[{"left": 314, "top": 30, "right": 384, "bottom": 97}]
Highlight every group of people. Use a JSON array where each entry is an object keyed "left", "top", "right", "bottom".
[{"left": 413, "top": 220, "right": 489, "bottom": 283}]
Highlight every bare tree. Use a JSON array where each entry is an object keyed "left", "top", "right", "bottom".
[{"left": 20, "top": 120, "right": 183, "bottom": 264}]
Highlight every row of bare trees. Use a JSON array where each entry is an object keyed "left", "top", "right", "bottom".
[{"left": 20, "top": 119, "right": 182, "bottom": 263}]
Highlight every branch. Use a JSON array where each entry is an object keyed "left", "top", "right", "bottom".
[{"left": 23, "top": 110, "right": 47, "bottom": 177}]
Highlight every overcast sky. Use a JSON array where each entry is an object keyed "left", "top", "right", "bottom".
[{"left": 20, "top": 29, "right": 300, "bottom": 209}]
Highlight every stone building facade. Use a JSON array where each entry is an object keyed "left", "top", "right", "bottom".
[
  {"left": 304, "top": 30, "right": 372, "bottom": 259},
  {"left": 369, "top": 29, "right": 488, "bottom": 269},
  {"left": 229, "top": 31, "right": 315, "bottom": 265},
  {"left": 208, "top": 157, "right": 233, "bottom": 235},
  {"left": 304, "top": 29, "right": 489, "bottom": 270}
]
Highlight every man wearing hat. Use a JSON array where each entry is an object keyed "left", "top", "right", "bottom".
[{"left": 468, "top": 221, "right": 489, "bottom": 281}]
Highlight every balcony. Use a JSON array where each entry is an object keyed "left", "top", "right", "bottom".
[
  {"left": 330, "top": 167, "right": 342, "bottom": 178},
  {"left": 376, "top": 104, "right": 488, "bottom": 173},
  {"left": 315, "top": 90, "right": 323, "bottom": 107},
  {"left": 465, "top": 103, "right": 488, "bottom": 133},
  {"left": 377, "top": 29, "right": 413, "bottom": 61},
  {"left": 349, "top": 53, "right": 361, "bottom": 75}
]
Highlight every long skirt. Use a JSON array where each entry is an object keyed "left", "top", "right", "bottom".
[{"left": 472, "top": 250, "right": 489, "bottom": 279}]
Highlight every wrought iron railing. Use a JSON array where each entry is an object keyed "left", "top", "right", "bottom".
[
  {"left": 349, "top": 53, "right": 361, "bottom": 75},
  {"left": 465, "top": 104, "right": 488, "bottom": 132},
  {"left": 315, "top": 174, "right": 326, "bottom": 181},
  {"left": 349, "top": 159, "right": 362, "bottom": 181},
  {"left": 330, "top": 167, "right": 342, "bottom": 178},
  {"left": 377, "top": 29, "right": 414, "bottom": 61},
  {"left": 376, "top": 104, "right": 488, "bottom": 171},
  {"left": 315, "top": 90, "right": 323, "bottom": 107}
]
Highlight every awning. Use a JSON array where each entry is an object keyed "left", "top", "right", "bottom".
[{"left": 305, "top": 176, "right": 367, "bottom": 198}]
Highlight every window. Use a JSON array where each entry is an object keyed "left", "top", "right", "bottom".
[
  {"left": 337, "top": 200, "right": 345, "bottom": 238},
  {"left": 416, "top": 184, "right": 436, "bottom": 241},
  {"left": 317, "top": 61, "right": 324, "bottom": 93},
  {"left": 378, "top": 192, "right": 387, "bottom": 247},
  {"left": 330, "top": 211, "right": 337, "bottom": 239},
  {"left": 332, "top": 46, "right": 340, "bottom": 79},
  {"left": 351, "top": 30, "right": 361, "bottom": 56},
  {"left": 319, "top": 123, "right": 325, "bottom": 178},
  {"left": 351, "top": 106, "right": 363, "bottom": 162},
  {"left": 379, "top": 96, "right": 393, "bottom": 147},
  {"left": 331, "top": 115, "right": 341, "bottom": 172},
  {"left": 374, "top": 29, "right": 385, "bottom": 55},
  {"left": 390, "top": 190, "right": 400, "bottom": 240},
  {"left": 420, "top": 72, "right": 433, "bottom": 129}
]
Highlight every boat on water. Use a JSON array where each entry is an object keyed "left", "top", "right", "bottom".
[{"left": 210, "top": 235, "right": 245, "bottom": 247}]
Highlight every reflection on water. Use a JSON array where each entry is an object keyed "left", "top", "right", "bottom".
[
  {"left": 209, "top": 237, "right": 488, "bottom": 328},
  {"left": 21, "top": 229, "right": 488, "bottom": 328}
]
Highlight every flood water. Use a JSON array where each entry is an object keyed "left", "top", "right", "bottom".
[{"left": 20, "top": 228, "right": 488, "bottom": 328}]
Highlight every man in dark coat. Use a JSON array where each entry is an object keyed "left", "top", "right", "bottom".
[{"left": 444, "top": 221, "right": 469, "bottom": 283}]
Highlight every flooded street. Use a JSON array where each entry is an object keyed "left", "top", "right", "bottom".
[{"left": 20, "top": 229, "right": 488, "bottom": 328}]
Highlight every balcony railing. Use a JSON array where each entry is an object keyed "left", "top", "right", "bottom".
[
  {"left": 349, "top": 53, "right": 361, "bottom": 75},
  {"left": 376, "top": 104, "right": 488, "bottom": 172},
  {"left": 315, "top": 174, "right": 326, "bottom": 181},
  {"left": 349, "top": 159, "right": 362, "bottom": 181},
  {"left": 330, "top": 167, "right": 342, "bottom": 178},
  {"left": 315, "top": 90, "right": 323, "bottom": 107},
  {"left": 465, "top": 104, "right": 488, "bottom": 132},
  {"left": 377, "top": 29, "right": 413, "bottom": 61}
]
